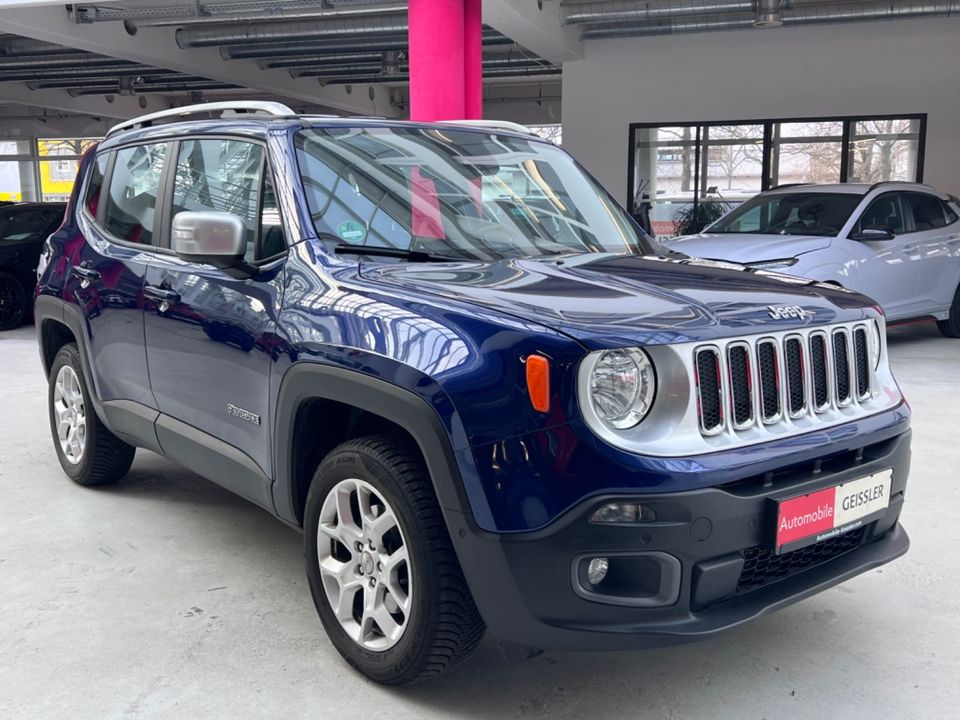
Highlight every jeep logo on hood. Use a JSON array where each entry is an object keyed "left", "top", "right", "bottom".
[{"left": 768, "top": 305, "right": 813, "bottom": 320}]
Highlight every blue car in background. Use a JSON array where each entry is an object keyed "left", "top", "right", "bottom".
[{"left": 36, "top": 103, "right": 910, "bottom": 684}]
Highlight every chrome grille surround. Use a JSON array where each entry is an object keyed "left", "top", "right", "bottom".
[{"left": 577, "top": 317, "right": 901, "bottom": 458}]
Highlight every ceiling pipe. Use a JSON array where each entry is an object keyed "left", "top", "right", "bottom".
[
  {"left": 0, "top": 53, "right": 136, "bottom": 70},
  {"left": 219, "top": 30, "right": 513, "bottom": 60},
  {"left": 562, "top": 0, "right": 753, "bottom": 24},
  {"left": 69, "top": 1, "right": 407, "bottom": 25},
  {"left": 6, "top": 66, "right": 178, "bottom": 83},
  {"left": 65, "top": 81, "right": 236, "bottom": 96},
  {"left": 258, "top": 52, "right": 384, "bottom": 70},
  {"left": 319, "top": 66, "right": 563, "bottom": 86},
  {"left": 176, "top": 12, "right": 408, "bottom": 48},
  {"left": 580, "top": 0, "right": 960, "bottom": 38},
  {"left": 754, "top": 0, "right": 783, "bottom": 27},
  {"left": 290, "top": 57, "right": 552, "bottom": 79},
  {"left": 0, "top": 37, "right": 77, "bottom": 56}
]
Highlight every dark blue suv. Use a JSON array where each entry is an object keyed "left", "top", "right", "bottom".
[{"left": 35, "top": 102, "right": 910, "bottom": 684}]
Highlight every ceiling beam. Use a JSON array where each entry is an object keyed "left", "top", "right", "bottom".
[
  {"left": 0, "top": 5, "right": 400, "bottom": 117},
  {"left": 482, "top": 0, "right": 582, "bottom": 64}
]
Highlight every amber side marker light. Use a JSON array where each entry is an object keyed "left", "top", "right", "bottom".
[{"left": 526, "top": 354, "right": 550, "bottom": 413}]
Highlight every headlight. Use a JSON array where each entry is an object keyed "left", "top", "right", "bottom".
[
  {"left": 587, "top": 348, "right": 656, "bottom": 429},
  {"left": 869, "top": 318, "right": 882, "bottom": 370},
  {"left": 744, "top": 257, "right": 799, "bottom": 270}
]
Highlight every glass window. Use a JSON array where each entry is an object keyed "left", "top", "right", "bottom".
[
  {"left": 857, "top": 193, "right": 906, "bottom": 234},
  {"left": 297, "top": 127, "right": 652, "bottom": 261},
  {"left": 84, "top": 154, "right": 108, "bottom": 218},
  {"left": 944, "top": 201, "right": 959, "bottom": 226},
  {"left": 632, "top": 125, "right": 698, "bottom": 238},
  {"left": 771, "top": 121, "right": 843, "bottom": 186},
  {"left": 103, "top": 143, "right": 169, "bottom": 245},
  {"left": 0, "top": 160, "right": 38, "bottom": 202},
  {"left": 711, "top": 192, "right": 863, "bottom": 236},
  {"left": 259, "top": 169, "right": 286, "bottom": 259},
  {"left": 701, "top": 124, "right": 764, "bottom": 201},
  {"left": 848, "top": 119, "right": 921, "bottom": 183},
  {"left": 172, "top": 139, "right": 265, "bottom": 262},
  {"left": 906, "top": 192, "right": 948, "bottom": 232}
]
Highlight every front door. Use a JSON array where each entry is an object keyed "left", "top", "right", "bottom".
[
  {"left": 844, "top": 191, "right": 921, "bottom": 320},
  {"left": 143, "top": 137, "right": 287, "bottom": 508}
]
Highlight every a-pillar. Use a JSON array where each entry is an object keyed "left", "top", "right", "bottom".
[{"left": 408, "top": 0, "right": 483, "bottom": 121}]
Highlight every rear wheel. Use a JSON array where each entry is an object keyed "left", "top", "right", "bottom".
[
  {"left": 0, "top": 271, "right": 28, "bottom": 331},
  {"left": 48, "top": 343, "right": 136, "bottom": 485},
  {"left": 304, "top": 436, "right": 484, "bottom": 684},
  {"left": 937, "top": 283, "right": 960, "bottom": 338}
]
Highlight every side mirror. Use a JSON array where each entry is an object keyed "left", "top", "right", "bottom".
[
  {"left": 851, "top": 224, "right": 896, "bottom": 241},
  {"left": 172, "top": 211, "right": 254, "bottom": 278}
]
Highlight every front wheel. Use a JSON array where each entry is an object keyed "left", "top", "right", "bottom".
[
  {"left": 304, "top": 436, "right": 484, "bottom": 685},
  {"left": 0, "top": 271, "right": 28, "bottom": 331},
  {"left": 937, "top": 283, "right": 960, "bottom": 338}
]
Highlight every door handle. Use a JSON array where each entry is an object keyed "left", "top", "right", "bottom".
[
  {"left": 144, "top": 285, "right": 180, "bottom": 313},
  {"left": 70, "top": 265, "right": 100, "bottom": 289}
]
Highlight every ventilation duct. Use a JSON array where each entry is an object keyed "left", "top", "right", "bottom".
[
  {"left": 69, "top": 1, "right": 406, "bottom": 26},
  {"left": 562, "top": 0, "right": 752, "bottom": 24},
  {"left": 175, "top": 12, "right": 408, "bottom": 47}
]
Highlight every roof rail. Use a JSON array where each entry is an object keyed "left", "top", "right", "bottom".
[
  {"left": 106, "top": 100, "right": 296, "bottom": 137},
  {"left": 442, "top": 119, "right": 536, "bottom": 136},
  {"left": 769, "top": 183, "right": 812, "bottom": 190},
  {"left": 866, "top": 179, "right": 937, "bottom": 194}
]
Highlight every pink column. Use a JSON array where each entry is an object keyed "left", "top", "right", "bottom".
[
  {"left": 408, "top": 0, "right": 465, "bottom": 121},
  {"left": 463, "top": 0, "right": 483, "bottom": 119}
]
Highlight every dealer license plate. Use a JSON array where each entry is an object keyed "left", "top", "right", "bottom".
[{"left": 775, "top": 469, "right": 892, "bottom": 553}]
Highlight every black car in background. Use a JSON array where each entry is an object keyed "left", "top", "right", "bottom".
[{"left": 0, "top": 203, "right": 66, "bottom": 330}]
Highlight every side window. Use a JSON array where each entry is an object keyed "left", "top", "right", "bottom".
[
  {"left": 172, "top": 139, "right": 265, "bottom": 262},
  {"left": 944, "top": 201, "right": 959, "bottom": 226},
  {"left": 103, "top": 143, "right": 169, "bottom": 245},
  {"left": 857, "top": 192, "right": 906, "bottom": 234},
  {"left": 906, "top": 192, "right": 948, "bottom": 232},
  {"left": 84, "top": 153, "right": 108, "bottom": 218},
  {"left": 0, "top": 209, "right": 60, "bottom": 242}
]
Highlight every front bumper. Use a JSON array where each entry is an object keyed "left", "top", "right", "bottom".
[{"left": 451, "top": 429, "right": 910, "bottom": 652}]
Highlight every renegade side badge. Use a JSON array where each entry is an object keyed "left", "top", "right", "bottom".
[{"left": 226, "top": 403, "right": 261, "bottom": 425}]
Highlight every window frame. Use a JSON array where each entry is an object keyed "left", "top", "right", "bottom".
[
  {"left": 162, "top": 135, "right": 289, "bottom": 265},
  {"left": 627, "top": 113, "right": 928, "bottom": 219},
  {"left": 92, "top": 139, "right": 177, "bottom": 253}
]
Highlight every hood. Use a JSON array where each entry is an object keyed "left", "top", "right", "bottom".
[
  {"left": 360, "top": 253, "right": 873, "bottom": 350},
  {"left": 664, "top": 232, "right": 832, "bottom": 263}
]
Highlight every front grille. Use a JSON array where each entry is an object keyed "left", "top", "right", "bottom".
[
  {"left": 694, "top": 322, "right": 876, "bottom": 437},
  {"left": 833, "top": 330, "right": 851, "bottom": 405},
  {"left": 736, "top": 527, "right": 868, "bottom": 595},
  {"left": 784, "top": 337, "right": 805, "bottom": 416},
  {"left": 854, "top": 327, "right": 870, "bottom": 398},
  {"left": 695, "top": 348, "right": 723, "bottom": 433}
]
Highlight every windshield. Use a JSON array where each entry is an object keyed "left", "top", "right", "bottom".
[
  {"left": 295, "top": 126, "right": 653, "bottom": 261},
  {"left": 709, "top": 192, "right": 863, "bottom": 236}
]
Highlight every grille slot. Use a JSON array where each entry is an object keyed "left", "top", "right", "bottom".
[
  {"left": 736, "top": 527, "right": 867, "bottom": 595},
  {"left": 695, "top": 348, "right": 723, "bottom": 433},
  {"left": 809, "top": 333, "right": 830, "bottom": 411},
  {"left": 854, "top": 327, "right": 870, "bottom": 398},
  {"left": 727, "top": 344, "right": 752, "bottom": 427},
  {"left": 756, "top": 340, "right": 780, "bottom": 421},
  {"left": 784, "top": 337, "right": 806, "bottom": 416},
  {"left": 833, "top": 330, "right": 851, "bottom": 405}
]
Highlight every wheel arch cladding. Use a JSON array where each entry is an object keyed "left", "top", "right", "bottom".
[{"left": 273, "top": 362, "right": 493, "bottom": 530}]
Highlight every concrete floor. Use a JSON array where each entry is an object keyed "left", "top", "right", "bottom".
[{"left": 1, "top": 321, "right": 958, "bottom": 720}]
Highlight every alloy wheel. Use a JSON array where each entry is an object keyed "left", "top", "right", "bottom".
[{"left": 53, "top": 365, "right": 86, "bottom": 464}]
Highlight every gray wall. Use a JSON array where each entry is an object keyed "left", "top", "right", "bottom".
[{"left": 562, "top": 16, "right": 960, "bottom": 207}]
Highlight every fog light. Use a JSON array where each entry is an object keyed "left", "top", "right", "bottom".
[
  {"left": 590, "top": 502, "right": 657, "bottom": 524},
  {"left": 586, "top": 557, "right": 609, "bottom": 586}
]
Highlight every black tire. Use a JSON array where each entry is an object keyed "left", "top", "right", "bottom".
[
  {"left": 304, "top": 436, "right": 485, "bottom": 685},
  {"left": 937, "top": 283, "right": 960, "bottom": 338},
  {"left": 0, "top": 271, "right": 28, "bottom": 331},
  {"left": 48, "top": 343, "right": 136, "bottom": 485}
]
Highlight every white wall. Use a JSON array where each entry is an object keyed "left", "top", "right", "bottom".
[{"left": 562, "top": 16, "right": 960, "bottom": 207}]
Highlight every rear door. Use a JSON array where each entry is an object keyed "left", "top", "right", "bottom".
[
  {"left": 902, "top": 192, "right": 960, "bottom": 316},
  {"left": 845, "top": 191, "right": 921, "bottom": 319},
  {"left": 143, "top": 136, "right": 287, "bottom": 509},
  {"left": 64, "top": 143, "right": 169, "bottom": 411}
]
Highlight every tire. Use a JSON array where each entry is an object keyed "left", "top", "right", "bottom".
[
  {"left": 304, "top": 436, "right": 485, "bottom": 685},
  {"left": 937, "top": 283, "right": 960, "bottom": 338},
  {"left": 0, "top": 271, "right": 28, "bottom": 331},
  {"left": 48, "top": 343, "right": 136, "bottom": 485}
]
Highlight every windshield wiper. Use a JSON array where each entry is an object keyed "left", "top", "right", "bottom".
[{"left": 334, "top": 243, "right": 464, "bottom": 263}]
